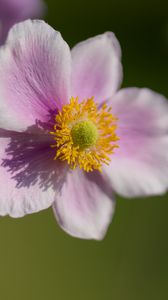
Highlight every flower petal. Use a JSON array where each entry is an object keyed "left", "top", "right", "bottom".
[
  {"left": 103, "top": 88, "right": 168, "bottom": 197},
  {"left": 71, "top": 32, "right": 122, "bottom": 103},
  {"left": 0, "top": 0, "right": 46, "bottom": 45},
  {"left": 52, "top": 169, "right": 115, "bottom": 240},
  {"left": 0, "top": 0, "right": 45, "bottom": 19},
  {"left": 0, "top": 20, "right": 71, "bottom": 131},
  {"left": 0, "top": 129, "right": 67, "bottom": 217}
]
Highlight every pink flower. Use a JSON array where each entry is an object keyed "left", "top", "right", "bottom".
[
  {"left": 0, "top": 20, "right": 168, "bottom": 240},
  {"left": 0, "top": 0, "right": 45, "bottom": 45}
]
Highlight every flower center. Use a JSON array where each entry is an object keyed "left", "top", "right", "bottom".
[
  {"left": 50, "top": 97, "right": 119, "bottom": 172},
  {"left": 71, "top": 120, "right": 98, "bottom": 149}
]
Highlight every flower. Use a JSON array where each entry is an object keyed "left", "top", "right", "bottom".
[
  {"left": 0, "top": 0, "right": 45, "bottom": 45},
  {"left": 0, "top": 20, "right": 168, "bottom": 240},
  {"left": 50, "top": 97, "right": 119, "bottom": 172}
]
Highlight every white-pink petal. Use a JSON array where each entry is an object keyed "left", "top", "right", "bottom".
[
  {"left": 103, "top": 88, "right": 168, "bottom": 197},
  {"left": 0, "top": 132, "right": 67, "bottom": 217},
  {"left": 0, "top": 20, "right": 71, "bottom": 131},
  {"left": 71, "top": 32, "right": 122, "bottom": 104},
  {"left": 53, "top": 169, "right": 115, "bottom": 240}
]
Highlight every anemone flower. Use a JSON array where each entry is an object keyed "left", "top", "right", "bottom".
[
  {"left": 0, "top": 20, "right": 168, "bottom": 240},
  {"left": 0, "top": 0, "right": 45, "bottom": 45}
]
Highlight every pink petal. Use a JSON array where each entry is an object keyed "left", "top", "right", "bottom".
[
  {"left": 52, "top": 169, "right": 115, "bottom": 240},
  {"left": 103, "top": 88, "right": 168, "bottom": 197},
  {"left": 0, "top": 0, "right": 45, "bottom": 19},
  {"left": 0, "top": 0, "right": 46, "bottom": 45},
  {"left": 71, "top": 32, "right": 122, "bottom": 103},
  {"left": 0, "top": 20, "right": 71, "bottom": 131},
  {"left": 0, "top": 129, "right": 67, "bottom": 217}
]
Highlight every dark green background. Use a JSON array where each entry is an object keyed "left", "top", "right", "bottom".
[{"left": 1, "top": 0, "right": 168, "bottom": 299}]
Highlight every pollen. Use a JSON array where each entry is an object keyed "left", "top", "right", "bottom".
[{"left": 50, "top": 97, "right": 119, "bottom": 172}]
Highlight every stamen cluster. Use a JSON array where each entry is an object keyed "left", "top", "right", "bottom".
[{"left": 50, "top": 97, "right": 119, "bottom": 172}]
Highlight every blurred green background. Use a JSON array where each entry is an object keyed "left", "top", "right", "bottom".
[{"left": 1, "top": 0, "right": 168, "bottom": 299}]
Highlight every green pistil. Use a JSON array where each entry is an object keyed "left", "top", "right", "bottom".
[{"left": 71, "top": 120, "right": 98, "bottom": 150}]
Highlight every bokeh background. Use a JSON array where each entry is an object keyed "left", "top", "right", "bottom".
[{"left": 1, "top": 0, "right": 168, "bottom": 299}]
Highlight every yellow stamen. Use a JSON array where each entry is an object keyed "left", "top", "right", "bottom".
[{"left": 50, "top": 97, "right": 119, "bottom": 172}]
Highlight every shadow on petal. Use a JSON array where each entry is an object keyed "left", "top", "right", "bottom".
[{"left": 0, "top": 122, "right": 67, "bottom": 193}]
